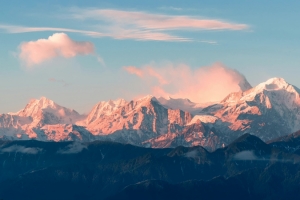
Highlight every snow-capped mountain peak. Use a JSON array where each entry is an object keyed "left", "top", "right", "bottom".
[
  {"left": 15, "top": 97, "right": 57, "bottom": 117},
  {"left": 2, "top": 77, "right": 300, "bottom": 150},
  {"left": 220, "top": 77, "right": 300, "bottom": 105},
  {"left": 0, "top": 97, "right": 85, "bottom": 141},
  {"left": 80, "top": 94, "right": 192, "bottom": 144},
  {"left": 13, "top": 97, "right": 82, "bottom": 126},
  {"left": 109, "top": 98, "right": 127, "bottom": 106},
  {"left": 81, "top": 95, "right": 162, "bottom": 127},
  {"left": 200, "top": 77, "right": 300, "bottom": 143},
  {"left": 84, "top": 98, "right": 128, "bottom": 124},
  {"left": 39, "top": 96, "right": 56, "bottom": 106},
  {"left": 252, "top": 77, "right": 297, "bottom": 93},
  {"left": 135, "top": 95, "right": 158, "bottom": 103}
]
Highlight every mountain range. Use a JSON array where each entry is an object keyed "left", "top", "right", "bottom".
[
  {"left": 1, "top": 77, "right": 300, "bottom": 199},
  {"left": 1, "top": 77, "right": 300, "bottom": 150},
  {"left": 0, "top": 133, "right": 299, "bottom": 199}
]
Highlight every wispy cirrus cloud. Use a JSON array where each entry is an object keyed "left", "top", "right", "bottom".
[
  {"left": 0, "top": 24, "right": 102, "bottom": 36},
  {"left": 70, "top": 8, "right": 248, "bottom": 42},
  {"left": 72, "top": 9, "right": 248, "bottom": 30},
  {"left": 0, "top": 9, "right": 249, "bottom": 42},
  {"left": 19, "top": 32, "right": 95, "bottom": 66},
  {"left": 158, "top": 6, "right": 183, "bottom": 11},
  {"left": 0, "top": 23, "right": 190, "bottom": 42}
]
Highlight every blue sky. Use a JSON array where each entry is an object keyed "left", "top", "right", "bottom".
[{"left": 1, "top": 1, "right": 300, "bottom": 113}]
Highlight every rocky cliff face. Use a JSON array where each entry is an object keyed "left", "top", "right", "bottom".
[{"left": 143, "top": 120, "right": 221, "bottom": 151}]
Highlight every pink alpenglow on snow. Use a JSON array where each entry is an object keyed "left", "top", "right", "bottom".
[
  {"left": 19, "top": 33, "right": 95, "bottom": 66},
  {"left": 124, "top": 63, "right": 252, "bottom": 103}
]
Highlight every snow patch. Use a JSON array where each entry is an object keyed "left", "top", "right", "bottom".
[
  {"left": 157, "top": 96, "right": 212, "bottom": 114},
  {"left": 188, "top": 115, "right": 218, "bottom": 125}
]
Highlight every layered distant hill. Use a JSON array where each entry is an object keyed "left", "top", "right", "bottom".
[
  {"left": 1, "top": 77, "right": 300, "bottom": 150},
  {"left": 0, "top": 133, "right": 299, "bottom": 199}
]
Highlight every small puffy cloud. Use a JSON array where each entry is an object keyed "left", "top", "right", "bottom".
[
  {"left": 1, "top": 145, "right": 42, "bottom": 154},
  {"left": 57, "top": 142, "right": 87, "bottom": 154},
  {"left": 124, "top": 62, "right": 252, "bottom": 103},
  {"left": 19, "top": 33, "right": 95, "bottom": 66}
]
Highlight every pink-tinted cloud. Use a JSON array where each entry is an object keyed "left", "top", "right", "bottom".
[
  {"left": 124, "top": 66, "right": 144, "bottom": 77},
  {"left": 69, "top": 8, "right": 248, "bottom": 41},
  {"left": 1, "top": 9, "right": 248, "bottom": 42},
  {"left": 124, "top": 63, "right": 252, "bottom": 103},
  {"left": 106, "top": 27, "right": 191, "bottom": 41},
  {"left": 73, "top": 9, "right": 248, "bottom": 31},
  {"left": 124, "top": 66, "right": 168, "bottom": 85},
  {"left": 19, "top": 33, "right": 95, "bottom": 66}
]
